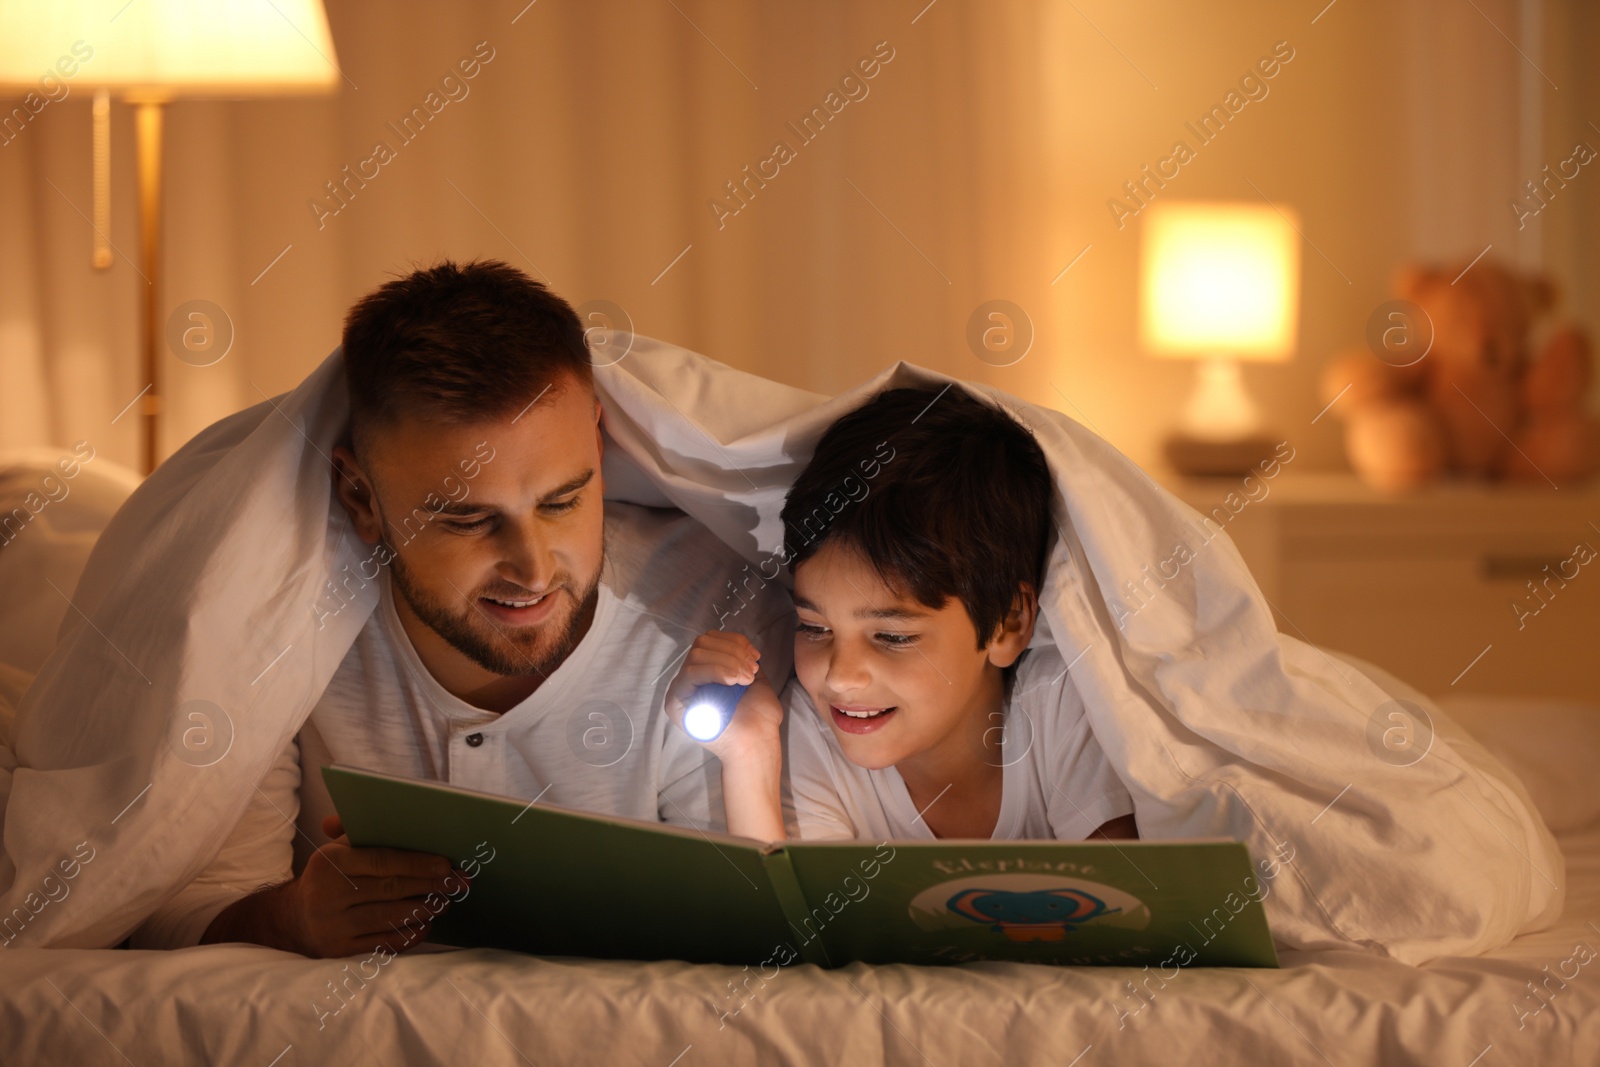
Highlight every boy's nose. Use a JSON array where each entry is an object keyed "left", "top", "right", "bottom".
[{"left": 824, "top": 644, "right": 872, "bottom": 693}]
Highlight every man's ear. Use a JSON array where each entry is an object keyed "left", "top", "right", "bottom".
[
  {"left": 985, "top": 584, "right": 1039, "bottom": 669},
  {"left": 331, "top": 443, "right": 384, "bottom": 545}
]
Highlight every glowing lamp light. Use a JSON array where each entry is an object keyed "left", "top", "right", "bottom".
[
  {"left": 1141, "top": 203, "right": 1298, "bottom": 359},
  {"left": 682, "top": 682, "right": 750, "bottom": 742},
  {"left": 0, "top": 1, "right": 341, "bottom": 96},
  {"left": 1139, "top": 201, "right": 1300, "bottom": 476}
]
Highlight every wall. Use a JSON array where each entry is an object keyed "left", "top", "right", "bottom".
[{"left": 0, "top": 0, "right": 1591, "bottom": 473}]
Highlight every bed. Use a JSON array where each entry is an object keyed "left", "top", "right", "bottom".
[
  {"left": 0, "top": 821, "right": 1594, "bottom": 1064},
  {"left": 2, "top": 453, "right": 1596, "bottom": 1066}
]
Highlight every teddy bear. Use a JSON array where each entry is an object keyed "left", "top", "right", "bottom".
[{"left": 1319, "top": 258, "right": 1600, "bottom": 492}]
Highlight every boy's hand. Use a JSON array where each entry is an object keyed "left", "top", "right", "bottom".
[
  {"left": 665, "top": 631, "right": 788, "bottom": 841},
  {"left": 665, "top": 631, "right": 783, "bottom": 764}
]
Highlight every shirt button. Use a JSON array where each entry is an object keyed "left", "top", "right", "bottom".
[{"left": 465, "top": 732, "right": 484, "bottom": 747}]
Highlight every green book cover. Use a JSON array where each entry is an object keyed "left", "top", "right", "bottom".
[{"left": 323, "top": 765, "right": 1279, "bottom": 969}]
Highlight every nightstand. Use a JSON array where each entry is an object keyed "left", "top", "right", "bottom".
[{"left": 1158, "top": 471, "right": 1600, "bottom": 703}]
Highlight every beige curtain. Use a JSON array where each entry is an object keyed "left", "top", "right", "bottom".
[{"left": 0, "top": 0, "right": 1590, "bottom": 473}]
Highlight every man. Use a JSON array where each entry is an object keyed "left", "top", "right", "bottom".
[{"left": 129, "top": 262, "right": 793, "bottom": 957}]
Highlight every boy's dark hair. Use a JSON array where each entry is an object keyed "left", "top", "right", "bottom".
[
  {"left": 341, "top": 260, "right": 592, "bottom": 457},
  {"left": 780, "top": 385, "right": 1055, "bottom": 648}
]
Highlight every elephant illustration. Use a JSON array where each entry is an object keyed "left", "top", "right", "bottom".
[{"left": 946, "top": 886, "right": 1121, "bottom": 942}]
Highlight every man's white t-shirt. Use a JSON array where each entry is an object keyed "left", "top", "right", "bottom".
[
  {"left": 132, "top": 502, "right": 794, "bottom": 948},
  {"left": 783, "top": 640, "right": 1134, "bottom": 842}
]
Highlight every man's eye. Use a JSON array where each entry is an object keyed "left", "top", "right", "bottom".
[
  {"left": 543, "top": 496, "right": 581, "bottom": 514},
  {"left": 444, "top": 517, "right": 493, "bottom": 533},
  {"left": 876, "top": 631, "right": 916, "bottom": 647}
]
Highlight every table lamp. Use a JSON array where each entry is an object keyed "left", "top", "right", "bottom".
[
  {"left": 1139, "top": 201, "right": 1300, "bottom": 477},
  {"left": 0, "top": 0, "right": 340, "bottom": 474}
]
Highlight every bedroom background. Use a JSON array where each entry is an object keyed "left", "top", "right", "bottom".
[
  {"left": 2, "top": 0, "right": 1594, "bottom": 474},
  {"left": 2, "top": 6, "right": 1600, "bottom": 1061}
]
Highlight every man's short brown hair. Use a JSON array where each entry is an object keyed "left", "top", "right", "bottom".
[{"left": 341, "top": 260, "right": 593, "bottom": 457}]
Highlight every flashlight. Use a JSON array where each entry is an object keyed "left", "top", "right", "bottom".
[{"left": 682, "top": 681, "right": 749, "bottom": 742}]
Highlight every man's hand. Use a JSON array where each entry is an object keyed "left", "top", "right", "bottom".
[
  {"left": 203, "top": 816, "right": 464, "bottom": 958},
  {"left": 664, "top": 631, "right": 787, "bottom": 841}
]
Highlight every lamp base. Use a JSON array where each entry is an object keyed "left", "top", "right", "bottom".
[{"left": 1163, "top": 432, "right": 1278, "bottom": 478}]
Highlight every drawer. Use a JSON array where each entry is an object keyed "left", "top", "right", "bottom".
[
  {"left": 1162, "top": 473, "right": 1600, "bottom": 702},
  {"left": 1271, "top": 551, "right": 1600, "bottom": 702}
]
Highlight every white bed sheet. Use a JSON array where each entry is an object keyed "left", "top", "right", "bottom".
[{"left": 3, "top": 827, "right": 1594, "bottom": 1066}]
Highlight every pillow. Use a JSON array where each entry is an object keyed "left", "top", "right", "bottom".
[
  {"left": 0, "top": 447, "right": 141, "bottom": 679},
  {"left": 1436, "top": 693, "right": 1600, "bottom": 833}
]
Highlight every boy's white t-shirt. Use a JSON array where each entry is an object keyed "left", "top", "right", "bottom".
[{"left": 782, "top": 640, "right": 1134, "bottom": 841}]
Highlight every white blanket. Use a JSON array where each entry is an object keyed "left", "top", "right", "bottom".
[{"left": 0, "top": 338, "right": 1564, "bottom": 962}]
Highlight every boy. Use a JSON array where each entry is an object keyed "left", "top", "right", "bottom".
[{"left": 665, "top": 385, "right": 1136, "bottom": 842}]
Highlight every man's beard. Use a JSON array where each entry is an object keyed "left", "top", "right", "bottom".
[{"left": 387, "top": 548, "right": 603, "bottom": 680}]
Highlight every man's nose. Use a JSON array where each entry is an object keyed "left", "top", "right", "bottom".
[{"left": 499, "top": 527, "right": 558, "bottom": 591}]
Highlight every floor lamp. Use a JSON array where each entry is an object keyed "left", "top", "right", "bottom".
[{"left": 0, "top": 1, "right": 340, "bottom": 474}]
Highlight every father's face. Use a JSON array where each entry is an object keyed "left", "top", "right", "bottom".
[{"left": 334, "top": 376, "right": 607, "bottom": 691}]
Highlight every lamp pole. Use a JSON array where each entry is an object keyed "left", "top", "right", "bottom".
[{"left": 130, "top": 95, "right": 166, "bottom": 475}]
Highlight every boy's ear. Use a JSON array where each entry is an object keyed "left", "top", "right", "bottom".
[{"left": 985, "top": 584, "right": 1038, "bottom": 668}]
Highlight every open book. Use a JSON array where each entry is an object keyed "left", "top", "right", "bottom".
[{"left": 323, "top": 765, "right": 1279, "bottom": 969}]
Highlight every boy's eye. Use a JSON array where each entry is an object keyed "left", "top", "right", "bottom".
[
  {"left": 796, "top": 622, "right": 830, "bottom": 639},
  {"left": 875, "top": 631, "right": 917, "bottom": 647}
]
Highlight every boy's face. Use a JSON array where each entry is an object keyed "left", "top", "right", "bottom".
[{"left": 792, "top": 540, "right": 1030, "bottom": 774}]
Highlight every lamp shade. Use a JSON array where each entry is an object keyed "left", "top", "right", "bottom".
[
  {"left": 0, "top": 0, "right": 339, "bottom": 97},
  {"left": 1140, "top": 201, "right": 1300, "bottom": 362}
]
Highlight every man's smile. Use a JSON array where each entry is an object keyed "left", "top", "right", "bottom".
[{"left": 478, "top": 588, "right": 561, "bottom": 626}]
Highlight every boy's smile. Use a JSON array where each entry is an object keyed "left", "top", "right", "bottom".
[
  {"left": 830, "top": 702, "right": 898, "bottom": 734},
  {"left": 792, "top": 540, "right": 1033, "bottom": 783}
]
